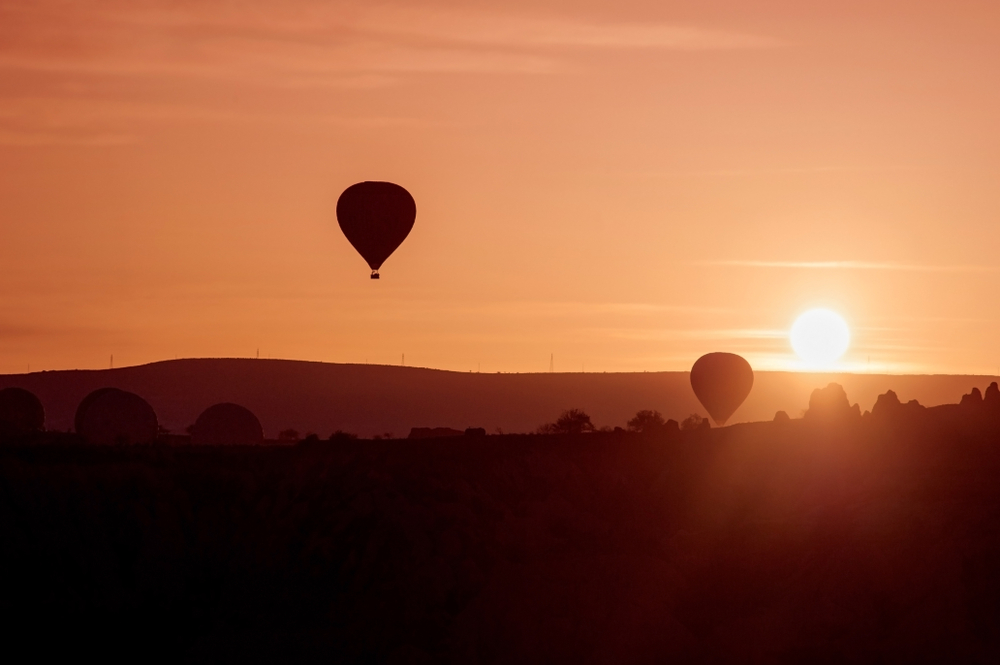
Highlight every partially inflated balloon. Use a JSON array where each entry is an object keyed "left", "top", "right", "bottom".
[
  {"left": 77, "top": 389, "right": 158, "bottom": 445},
  {"left": 690, "top": 353, "right": 754, "bottom": 425},
  {"left": 0, "top": 387, "right": 44, "bottom": 436},
  {"left": 337, "top": 181, "right": 416, "bottom": 279},
  {"left": 191, "top": 403, "right": 263, "bottom": 446}
]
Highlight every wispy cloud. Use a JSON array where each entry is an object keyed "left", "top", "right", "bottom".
[
  {"left": 0, "top": 2, "right": 775, "bottom": 141},
  {"left": 0, "top": 95, "right": 428, "bottom": 145},
  {"left": 701, "top": 260, "right": 1000, "bottom": 273},
  {"left": 599, "top": 327, "right": 787, "bottom": 342},
  {"left": 355, "top": 8, "right": 775, "bottom": 51},
  {"left": 0, "top": 2, "right": 774, "bottom": 84}
]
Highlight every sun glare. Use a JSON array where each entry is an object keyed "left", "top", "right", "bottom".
[{"left": 790, "top": 309, "right": 850, "bottom": 368}]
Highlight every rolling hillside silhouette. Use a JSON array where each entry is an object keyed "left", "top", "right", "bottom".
[{"left": 0, "top": 358, "right": 995, "bottom": 437}]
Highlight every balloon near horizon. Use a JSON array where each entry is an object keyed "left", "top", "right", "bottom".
[
  {"left": 336, "top": 181, "right": 416, "bottom": 280},
  {"left": 0, "top": 387, "right": 45, "bottom": 436},
  {"left": 191, "top": 403, "right": 263, "bottom": 446},
  {"left": 76, "top": 388, "right": 158, "bottom": 445},
  {"left": 790, "top": 309, "right": 851, "bottom": 369},
  {"left": 690, "top": 353, "right": 754, "bottom": 426}
]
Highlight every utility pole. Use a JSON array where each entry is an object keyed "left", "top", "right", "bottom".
[
  {"left": 401, "top": 353, "right": 405, "bottom": 366},
  {"left": 550, "top": 353, "right": 554, "bottom": 373}
]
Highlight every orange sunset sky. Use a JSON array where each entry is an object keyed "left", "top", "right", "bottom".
[{"left": 1, "top": 1, "right": 998, "bottom": 375}]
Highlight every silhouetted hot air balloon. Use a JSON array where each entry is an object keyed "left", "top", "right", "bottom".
[
  {"left": 74, "top": 386, "right": 119, "bottom": 434},
  {"left": 0, "top": 387, "right": 44, "bottom": 436},
  {"left": 190, "top": 403, "right": 264, "bottom": 446},
  {"left": 77, "top": 388, "right": 158, "bottom": 445},
  {"left": 690, "top": 353, "right": 754, "bottom": 426},
  {"left": 337, "top": 181, "right": 416, "bottom": 279}
]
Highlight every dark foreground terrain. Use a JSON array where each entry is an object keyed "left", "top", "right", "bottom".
[{"left": 2, "top": 399, "right": 1000, "bottom": 663}]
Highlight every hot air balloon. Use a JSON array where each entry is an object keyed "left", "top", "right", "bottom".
[
  {"left": 337, "top": 181, "right": 416, "bottom": 279},
  {"left": 690, "top": 352, "right": 754, "bottom": 426},
  {"left": 0, "top": 387, "right": 44, "bottom": 437},
  {"left": 190, "top": 403, "right": 264, "bottom": 446},
  {"left": 74, "top": 386, "right": 119, "bottom": 434},
  {"left": 77, "top": 388, "right": 158, "bottom": 445}
]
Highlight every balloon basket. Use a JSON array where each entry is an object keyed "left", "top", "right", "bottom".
[{"left": 370, "top": 271, "right": 380, "bottom": 280}]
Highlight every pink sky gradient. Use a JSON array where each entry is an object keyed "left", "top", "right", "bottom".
[{"left": 1, "top": 1, "right": 999, "bottom": 374}]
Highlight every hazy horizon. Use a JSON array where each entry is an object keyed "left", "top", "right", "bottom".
[{"left": 6, "top": 354, "right": 1000, "bottom": 379}]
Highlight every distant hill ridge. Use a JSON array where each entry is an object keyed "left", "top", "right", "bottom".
[{"left": 0, "top": 358, "right": 996, "bottom": 438}]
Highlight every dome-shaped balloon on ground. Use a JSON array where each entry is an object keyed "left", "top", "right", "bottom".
[
  {"left": 77, "top": 388, "right": 158, "bottom": 445},
  {"left": 337, "top": 181, "right": 416, "bottom": 279},
  {"left": 74, "top": 386, "right": 120, "bottom": 434},
  {"left": 190, "top": 403, "right": 263, "bottom": 445},
  {"left": 690, "top": 353, "right": 754, "bottom": 426},
  {"left": 0, "top": 387, "right": 45, "bottom": 436}
]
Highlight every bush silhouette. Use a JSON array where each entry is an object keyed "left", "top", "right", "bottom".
[{"left": 539, "top": 409, "right": 594, "bottom": 435}]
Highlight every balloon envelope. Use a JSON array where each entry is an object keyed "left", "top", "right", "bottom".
[
  {"left": 690, "top": 353, "right": 754, "bottom": 425},
  {"left": 336, "top": 181, "right": 415, "bottom": 277},
  {"left": 191, "top": 403, "right": 263, "bottom": 446},
  {"left": 0, "top": 387, "right": 44, "bottom": 436},
  {"left": 77, "top": 388, "right": 158, "bottom": 445},
  {"left": 75, "top": 386, "right": 120, "bottom": 434}
]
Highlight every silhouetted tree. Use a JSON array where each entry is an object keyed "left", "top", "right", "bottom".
[
  {"left": 805, "top": 383, "right": 861, "bottom": 422},
  {"left": 960, "top": 387, "right": 984, "bottom": 410},
  {"left": 328, "top": 430, "right": 358, "bottom": 442},
  {"left": 279, "top": 428, "right": 300, "bottom": 443},
  {"left": 538, "top": 409, "right": 594, "bottom": 434},
  {"left": 627, "top": 409, "right": 666, "bottom": 433},
  {"left": 871, "top": 390, "right": 924, "bottom": 422},
  {"left": 986, "top": 382, "right": 1000, "bottom": 411},
  {"left": 680, "top": 413, "right": 707, "bottom": 431}
]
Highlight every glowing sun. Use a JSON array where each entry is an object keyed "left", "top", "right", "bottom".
[{"left": 790, "top": 309, "right": 850, "bottom": 368}]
